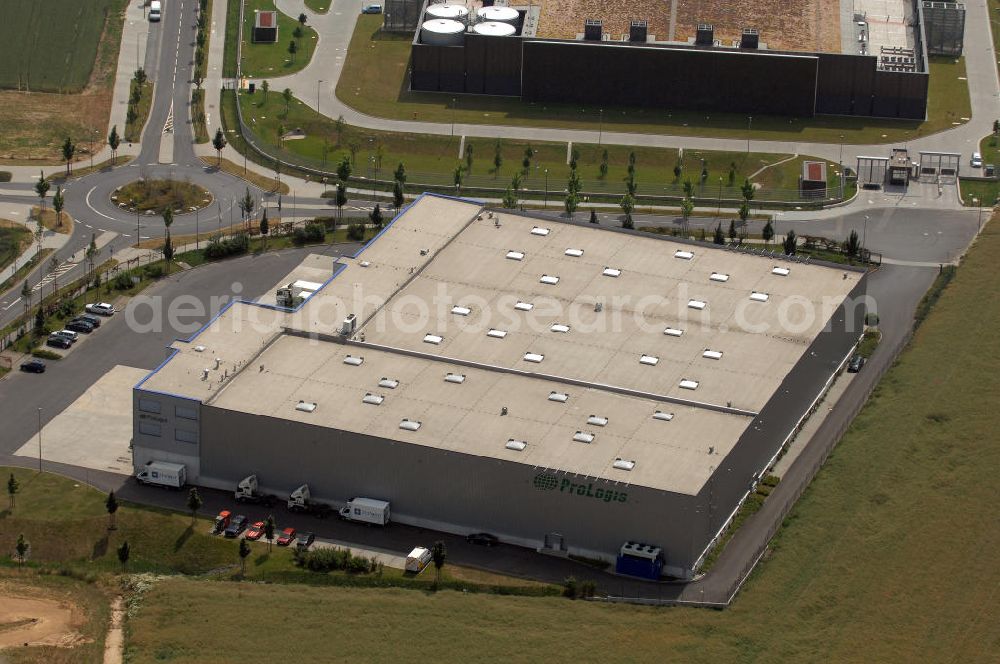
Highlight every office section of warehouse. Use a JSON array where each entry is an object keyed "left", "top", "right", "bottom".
[{"left": 132, "top": 194, "right": 866, "bottom": 578}]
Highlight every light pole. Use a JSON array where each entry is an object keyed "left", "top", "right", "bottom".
[
  {"left": 195, "top": 207, "right": 200, "bottom": 250},
  {"left": 863, "top": 214, "right": 869, "bottom": 259},
  {"left": 37, "top": 407, "right": 42, "bottom": 472},
  {"left": 544, "top": 169, "right": 549, "bottom": 209},
  {"left": 973, "top": 198, "right": 982, "bottom": 232},
  {"left": 316, "top": 79, "right": 323, "bottom": 116},
  {"left": 132, "top": 198, "right": 139, "bottom": 247},
  {"left": 717, "top": 177, "right": 723, "bottom": 222},
  {"left": 747, "top": 115, "right": 752, "bottom": 154},
  {"left": 598, "top": 108, "right": 604, "bottom": 146},
  {"left": 839, "top": 134, "right": 844, "bottom": 165},
  {"left": 370, "top": 155, "right": 376, "bottom": 201},
  {"left": 451, "top": 97, "right": 456, "bottom": 137}
]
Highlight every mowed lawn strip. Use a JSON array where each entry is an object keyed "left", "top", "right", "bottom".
[
  {"left": 238, "top": 0, "right": 318, "bottom": 78},
  {"left": 125, "top": 217, "right": 1000, "bottom": 662},
  {"left": 337, "top": 15, "right": 969, "bottom": 145}
]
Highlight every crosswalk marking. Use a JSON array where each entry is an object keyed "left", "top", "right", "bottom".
[{"left": 32, "top": 260, "right": 78, "bottom": 292}]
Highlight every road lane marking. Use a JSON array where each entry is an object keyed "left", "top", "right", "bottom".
[{"left": 85, "top": 186, "right": 118, "bottom": 221}]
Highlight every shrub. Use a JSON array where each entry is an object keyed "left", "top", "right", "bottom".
[
  {"left": 114, "top": 272, "right": 134, "bottom": 291},
  {"left": 311, "top": 217, "right": 337, "bottom": 232},
  {"left": 579, "top": 580, "right": 597, "bottom": 599},
  {"left": 32, "top": 349, "right": 62, "bottom": 360},
  {"left": 562, "top": 576, "right": 578, "bottom": 599},
  {"left": 292, "top": 222, "right": 325, "bottom": 246},
  {"left": 346, "top": 222, "right": 365, "bottom": 242},
  {"left": 296, "top": 546, "right": 375, "bottom": 573},
  {"left": 144, "top": 264, "right": 163, "bottom": 279},
  {"left": 203, "top": 233, "right": 250, "bottom": 259}
]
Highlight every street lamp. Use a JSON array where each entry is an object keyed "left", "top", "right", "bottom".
[
  {"left": 598, "top": 108, "right": 604, "bottom": 146},
  {"left": 132, "top": 198, "right": 139, "bottom": 248},
  {"left": 451, "top": 97, "right": 456, "bottom": 138},
  {"left": 717, "top": 177, "right": 723, "bottom": 222},
  {"left": 37, "top": 407, "right": 42, "bottom": 472},
  {"left": 747, "top": 115, "right": 752, "bottom": 154},
  {"left": 973, "top": 197, "right": 982, "bottom": 232},
  {"left": 863, "top": 214, "right": 870, "bottom": 259},
  {"left": 370, "top": 155, "right": 376, "bottom": 201},
  {"left": 195, "top": 207, "right": 200, "bottom": 250},
  {"left": 839, "top": 134, "right": 844, "bottom": 165},
  {"left": 316, "top": 79, "right": 323, "bottom": 116},
  {"left": 544, "top": 169, "right": 549, "bottom": 209}
]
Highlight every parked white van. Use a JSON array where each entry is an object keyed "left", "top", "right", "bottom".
[{"left": 149, "top": 1, "right": 162, "bottom": 21}]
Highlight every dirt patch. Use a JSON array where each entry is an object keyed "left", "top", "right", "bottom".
[
  {"left": 674, "top": 0, "right": 840, "bottom": 53},
  {"left": 535, "top": 0, "right": 671, "bottom": 40},
  {"left": 0, "top": 590, "right": 87, "bottom": 650}
]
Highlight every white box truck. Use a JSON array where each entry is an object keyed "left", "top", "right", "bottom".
[
  {"left": 136, "top": 461, "right": 186, "bottom": 489},
  {"left": 405, "top": 547, "right": 431, "bottom": 573},
  {"left": 339, "top": 497, "right": 390, "bottom": 525}
]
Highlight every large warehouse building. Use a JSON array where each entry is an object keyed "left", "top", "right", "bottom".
[{"left": 133, "top": 195, "right": 866, "bottom": 578}]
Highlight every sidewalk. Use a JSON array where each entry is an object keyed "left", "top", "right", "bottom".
[{"left": 0, "top": 213, "right": 73, "bottom": 286}]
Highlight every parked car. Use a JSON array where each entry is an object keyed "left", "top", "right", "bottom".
[
  {"left": 848, "top": 354, "right": 866, "bottom": 373},
  {"left": 76, "top": 313, "right": 102, "bottom": 328},
  {"left": 20, "top": 359, "right": 46, "bottom": 373},
  {"left": 362, "top": 3, "right": 382, "bottom": 13},
  {"left": 971, "top": 152, "right": 983, "bottom": 168},
  {"left": 46, "top": 335, "right": 72, "bottom": 349},
  {"left": 277, "top": 527, "right": 296, "bottom": 546},
  {"left": 245, "top": 521, "right": 266, "bottom": 540},
  {"left": 85, "top": 302, "right": 115, "bottom": 316},
  {"left": 295, "top": 531, "right": 315, "bottom": 550},
  {"left": 466, "top": 532, "right": 499, "bottom": 547},
  {"left": 51, "top": 329, "right": 79, "bottom": 343},
  {"left": 66, "top": 320, "right": 95, "bottom": 334},
  {"left": 224, "top": 515, "right": 248, "bottom": 538}
]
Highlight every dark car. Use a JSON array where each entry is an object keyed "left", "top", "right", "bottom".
[
  {"left": 66, "top": 320, "right": 95, "bottom": 334},
  {"left": 46, "top": 335, "right": 72, "bottom": 349},
  {"left": 20, "top": 359, "right": 46, "bottom": 373},
  {"left": 224, "top": 515, "right": 248, "bottom": 538},
  {"left": 847, "top": 354, "right": 865, "bottom": 373},
  {"left": 76, "top": 313, "right": 102, "bottom": 328},
  {"left": 295, "top": 531, "right": 315, "bottom": 550},
  {"left": 466, "top": 532, "right": 499, "bottom": 547}
]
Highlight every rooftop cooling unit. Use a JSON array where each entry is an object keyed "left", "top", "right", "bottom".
[
  {"left": 584, "top": 19, "right": 602, "bottom": 41},
  {"left": 629, "top": 20, "right": 647, "bottom": 43},
  {"left": 740, "top": 28, "right": 760, "bottom": 49},
  {"left": 695, "top": 23, "right": 714, "bottom": 46}
]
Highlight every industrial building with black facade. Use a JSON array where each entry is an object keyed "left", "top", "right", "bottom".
[
  {"left": 132, "top": 194, "right": 867, "bottom": 579},
  {"left": 395, "top": 0, "right": 966, "bottom": 119}
]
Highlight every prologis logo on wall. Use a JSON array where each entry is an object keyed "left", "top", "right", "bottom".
[{"left": 532, "top": 473, "right": 628, "bottom": 503}]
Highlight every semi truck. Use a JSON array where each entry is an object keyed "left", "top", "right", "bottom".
[
  {"left": 135, "top": 461, "right": 186, "bottom": 489},
  {"left": 235, "top": 475, "right": 277, "bottom": 506},
  {"left": 339, "top": 497, "right": 390, "bottom": 525},
  {"left": 287, "top": 484, "right": 332, "bottom": 518}
]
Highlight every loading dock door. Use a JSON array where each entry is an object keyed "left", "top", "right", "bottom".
[{"left": 856, "top": 156, "right": 888, "bottom": 188}]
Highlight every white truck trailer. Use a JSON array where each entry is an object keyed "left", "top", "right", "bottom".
[
  {"left": 339, "top": 497, "right": 390, "bottom": 525},
  {"left": 136, "top": 461, "right": 186, "bottom": 489}
]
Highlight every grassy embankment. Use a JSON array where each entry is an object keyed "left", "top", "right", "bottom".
[{"left": 222, "top": 0, "right": 318, "bottom": 78}]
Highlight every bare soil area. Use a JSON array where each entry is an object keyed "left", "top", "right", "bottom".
[
  {"left": 675, "top": 0, "right": 841, "bottom": 52},
  {"left": 0, "top": 589, "right": 87, "bottom": 650},
  {"left": 535, "top": 0, "right": 671, "bottom": 40}
]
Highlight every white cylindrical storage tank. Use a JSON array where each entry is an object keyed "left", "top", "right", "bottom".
[
  {"left": 476, "top": 6, "right": 519, "bottom": 24},
  {"left": 472, "top": 21, "right": 516, "bottom": 37},
  {"left": 420, "top": 19, "right": 466, "bottom": 45},
  {"left": 426, "top": 3, "right": 469, "bottom": 23}
]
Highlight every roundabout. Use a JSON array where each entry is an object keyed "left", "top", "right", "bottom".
[{"left": 111, "top": 179, "right": 214, "bottom": 216}]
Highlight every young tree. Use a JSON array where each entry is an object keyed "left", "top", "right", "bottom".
[
  {"left": 186, "top": 487, "right": 203, "bottom": 525},
  {"left": 599, "top": 150, "right": 609, "bottom": 179},
  {"left": 20, "top": 280, "right": 31, "bottom": 321},
  {"left": 673, "top": 161, "right": 682, "bottom": 181},
  {"left": 212, "top": 128, "right": 227, "bottom": 166},
  {"left": 621, "top": 213, "right": 634, "bottom": 230},
  {"left": 106, "top": 490, "right": 119, "bottom": 530},
  {"left": 35, "top": 171, "right": 50, "bottom": 213},
  {"left": 589, "top": 208, "right": 598, "bottom": 224},
  {"left": 762, "top": 219, "right": 775, "bottom": 246},
  {"left": 431, "top": 540, "right": 447, "bottom": 587},
  {"left": 260, "top": 209, "right": 270, "bottom": 250},
  {"left": 369, "top": 204, "right": 384, "bottom": 230},
  {"left": 15, "top": 534, "right": 28, "bottom": 567},
  {"left": 162, "top": 207, "right": 174, "bottom": 271},
  {"left": 728, "top": 162, "right": 737, "bottom": 186},
  {"left": 34, "top": 306, "right": 46, "bottom": 334},
  {"left": 522, "top": 146, "right": 533, "bottom": 175},
  {"left": 619, "top": 193, "right": 635, "bottom": 218},
  {"left": 783, "top": 229, "right": 797, "bottom": 255},
  {"left": 261, "top": 79, "right": 270, "bottom": 104},
  {"left": 282, "top": 87, "right": 293, "bottom": 115},
  {"left": 844, "top": 229, "right": 860, "bottom": 257},
  {"left": 728, "top": 218, "right": 737, "bottom": 244},
  {"left": 335, "top": 115, "right": 345, "bottom": 144},
  {"left": 52, "top": 186, "right": 64, "bottom": 228},
  {"left": 336, "top": 156, "right": 352, "bottom": 184},
  {"left": 492, "top": 139, "right": 503, "bottom": 179},
  {"left": 86, "top": 233, "right": 98, "bottom": 280},
  {"left": 741, "top": 178, "right": 756, "bottom": 202},
  {"left": 48, "top": 255, "right": 60, "bottom": 296},
  {"left": 108, "top": 125, "right": 120, "bottom": 165},
  {"left": 7, "top": 473, "right": 19, "bottom": 510},
  {"left": 335, "top": 183, "right": 347, "bottom": 221},
  {"left": 501, "top": 186, "right": 517, "bottom": 209},
  {"left": 393, "top": 162, "right": 407, "bottom": 185},
  {"left": 564, "top": 193, "right": 579, "bottom": 217},
  {"left": 238, "top": 187, "right": 255, "bottom": 224},
  {"left": 298, "top": 12, "right": 307, "bottom": 25},
  {"left": 287, "top": 40, "right": 298, "bottom": 63},
  {"left": 681, "top": 197, "right": 694, "bottom": 231},
  {"left": 62, "top": 137, "right": 76, "bottom": 176},
  {"left": 393, "top": 179, "right": 405, "bottom": 211},
  {"left": 453, "top": 164, "right": 464, "bottom": 193},
  {"left": 293, "top": 25, "right": 304, "bottom": 40},
  {"left": 239, "top": 538, "right": 251, "bottom": 576},
  {"left": 464, "top": 143, "right": 474, "bottom": 172},
  {"left": 738, "top": 200, "right": 750, "bottom": 225},
  {"left": 117, "top": 540, "right": 130, "bottom": 573},
  {"left": 569, "top": 146, "right": 580, "bottom": 171},
  {"left": 682, "top": 178, "right": 694, "bottom": 199},
  {"left": 713, "top": 222, "right": 725, "bottom": 245},
  {"left": 264, "top": 514, "right": 276, "bottom": 553}
]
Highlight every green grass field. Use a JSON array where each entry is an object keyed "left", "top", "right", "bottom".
[
  {"left": 225, "top": 0, "right": 318, "bottom": 79},
  {"left": 0, "top": 223, "right": 30, "bottom": 273},
  {"left": 122, "top": 216, "right": 1000, "bottom": 662},
  {"left": 336, "top": 16, "right": 970, "bottom": 146},
  {"left": 0, "top": 0, "right": 123, "bottom": 92},
  {"left": 239, "top": 91, "right": 844, "bottom": 200},
  {"left": 303, "top": 0, "right": 329, "bottom": 12}
]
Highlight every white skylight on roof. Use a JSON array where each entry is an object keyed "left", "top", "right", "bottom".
[
  {"left": 652, "top": 411, "right": 674, "bottom": 421},
  {"left": 565, "top": 248, "right": 584, "bottom": 257},
  {"left": 710, "top": 273, "right": 730, "bottom": 282},
  {"left": 423, "top": 334, "right": 443, "bottom": 345},
  {"left": 399, "top": 419, "right": 421, "bottom": 431},
  {"left": 573, "top": 431, "right": 595, "bottom": 444},
  {"left": 523, "top": 352, "right": 544, "bottom": 363},
  {"left": 613, "top": 458, "right": 636, "bottom": 471},
  {"left": 378, "top": 378, "right": 399, "bottom": 389},
  {"left": 679, "top": 379, "right": 700, "bottom": 390},
  {"left": 675, "top": 250, "right": 694, "bottom": 260},
  {"left": 506, "top": 250, "right": 525, "bottom": 261},
  {"left": 602, "top": 267, "right": 622, "bottom": 278},
  {"left": 550, "top": 323, "right": 570, "bottom": 333},
  {"left": 444, "top": 373, "right": 466, "bottom": 384},
  {"left": 772, "top": 266, "right": 790, "bottom": 276},
  {"left": 531, "top": 226, "right": 550, "bottom": 236},
  {"left": 548, "top": 392, "right": 569, "bottom": 403},
  {"left": 750, "top": 292, "right": 770, "bottom": 302},
  {"left": 295, "top": 401, "right": 317, "bottom": 413},
  {"left": 505, "top": 439, "right": 527, "bottom": 451},
  {"left": 487, "top": 329, "right": 508, "bottom": 339},
  {"left": 664, "top": 327, "right": 684, "bottom": 337},
  {"left": 703, "top": 349, "right": 723, "bottom": 360},
  {"left": 343, "top": 355, "right": 364, "bottom": 366},
  {"left": 688, "top": 300, "right": 707, "bottom": 310},
  {"left": 362, "top": 393, "right": 384, "bottom": 406},
  {"left": 587, "top": 415, "right": 609, "bottom": 427},
  {"left": 514, "top": 301, "right": 534, "bottom": 311},
  {"left": 639, "top": 354, "right": 659, "bottom": 366},
  {"left": 539, "top": 275, "right": 559, "bottom": 285},
  {"left": 451, "top": 305, "right": 471, "bottom": 316}
]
